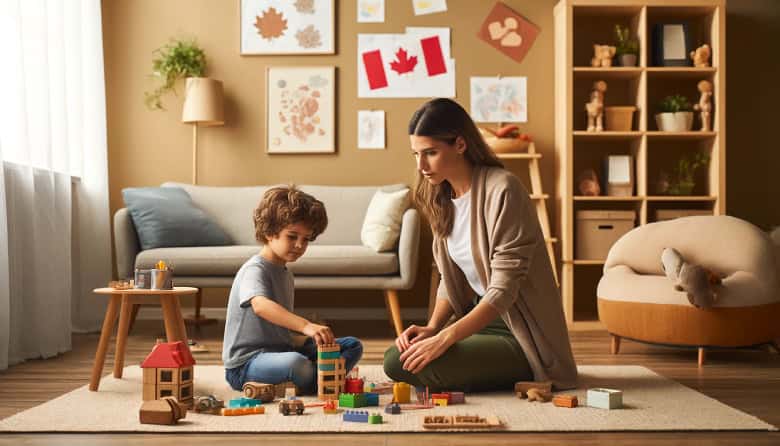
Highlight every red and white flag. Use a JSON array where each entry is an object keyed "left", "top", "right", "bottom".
[{"left": 358, "top": 28, "right": 455, "bottom": 98}]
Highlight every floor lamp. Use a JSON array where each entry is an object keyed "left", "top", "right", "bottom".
[{"left": 181, "top": 77, "right": 224, "bottom": 329}]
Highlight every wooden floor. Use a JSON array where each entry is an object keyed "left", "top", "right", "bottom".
[{"left": 1, "top": 319, "right": 778, "bottom": 445}]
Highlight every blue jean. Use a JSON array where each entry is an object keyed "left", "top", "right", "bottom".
[{"left": 225, "top": 336, "right": 363, "bottom": 395}]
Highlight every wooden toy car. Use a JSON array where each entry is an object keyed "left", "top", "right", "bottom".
[
  {"left": 278, "top": 397, "right": 305, "bottom": 416},
  {"left": 193, "top": 395, "right": 224, "bottom": 414},
  {"left": 243, "top": 381, "right": 275, "bottom": 402}
]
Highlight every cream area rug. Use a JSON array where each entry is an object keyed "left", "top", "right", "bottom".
[{"left": 0, "top": 365, "right": 775, "bottom": 432}]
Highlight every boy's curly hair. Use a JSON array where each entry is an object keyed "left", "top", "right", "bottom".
[{"left": 253, "top": 185, "right": 328, "bottom": 243}]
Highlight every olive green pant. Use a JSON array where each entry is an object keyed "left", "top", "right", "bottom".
[{"left": 383, "top": 316, "right": 533, "bottom": 392}]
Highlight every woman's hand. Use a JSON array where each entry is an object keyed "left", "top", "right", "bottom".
[
  {"left": 395, "top": 324, "right": 438, "bottom": 353},
  {"left": 398, "top": 331, "right": 455, "bottom": 374},
  {"left": 302, "top": 322, "right": 335, "bottom": 345}
]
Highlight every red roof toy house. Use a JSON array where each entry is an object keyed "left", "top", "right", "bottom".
[{"left": 141, "top": 341, "right": 196, "bottom": 407}]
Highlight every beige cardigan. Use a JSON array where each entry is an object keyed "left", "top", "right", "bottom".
[{"left": 433, "top": 166, "right": 578, "bottom": 390}]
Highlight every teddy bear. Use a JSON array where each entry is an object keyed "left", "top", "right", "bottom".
[
  {"left": 661, "top": 247, "right": 723, "bottom": 309},
  {"left": 591, "top": 44, "right": 616, "bottom": 67},
  {"left": 690, "top": 44, "right": 711, "bottom": 67},
  {"left": 585, "top": 80, "right": 607, "bottom": 131},
  {"left": 693, "top": 80, "right": 713, "bottom": 131},
  {"left": 578, "top": 169, "right": 601, "bottom": 196}
]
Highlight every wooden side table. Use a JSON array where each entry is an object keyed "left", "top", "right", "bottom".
[{"left": 89, "top": 286, "right": 198, "bottom": 391}]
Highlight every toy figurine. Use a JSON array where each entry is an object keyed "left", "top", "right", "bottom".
[
  {"left": 690, "top": 44, "right": 711, "bottom": 67},
  {"left": 591, "top": 44, "right": 616, "bottom": 67},
  {"left": 694, "top": 80, "right": 713, "bottom": 131},
  {"left": 578, "top": 169, "right": 601, "bottom": 196},
  {"left": 586, "top": 81, "right": 607, "bottom": 132}
]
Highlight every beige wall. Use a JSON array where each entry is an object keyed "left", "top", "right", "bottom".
[{"left": 102, "top": 0, "right": 779, "bottom": 311}]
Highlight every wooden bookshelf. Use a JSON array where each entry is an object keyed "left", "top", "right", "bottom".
[{"left": 554, "top": 0, "right": 726, "bottom": 328}]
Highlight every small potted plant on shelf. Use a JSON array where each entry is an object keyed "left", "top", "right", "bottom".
[
  {"left": 667, "top": 151, "right": 710, "bottom": 195},
  {"left": 655, "top": 94, "right": 693, "bottom": 132},
  {"left": 614, "top": 25, "right": 639, "bottom": 67},
  {"left": 144, "top": 38, "right": 207, "bottom": 110}
]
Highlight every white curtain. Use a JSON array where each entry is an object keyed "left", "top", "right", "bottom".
[{"left": 0, "top": 0, "right": 112, "bottom": 370}]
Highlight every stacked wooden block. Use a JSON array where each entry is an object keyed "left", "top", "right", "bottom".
[{"left": 317, "top": 344, "right": 346, "bottom": 401}]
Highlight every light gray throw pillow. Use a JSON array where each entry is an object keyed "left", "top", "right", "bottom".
[{"left": 122, "top": 187, "right": 232, "bottom": 251}]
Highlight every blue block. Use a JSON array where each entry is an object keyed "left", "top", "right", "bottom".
[
  {"left": 365, "top": 392, "right": 379, "bottom": 406},
  {"left": 343, "top": 410, "right": 369, "bottom": 422},
  {"left": 228, "top": 397, "right": 262, "bottom": 408}
]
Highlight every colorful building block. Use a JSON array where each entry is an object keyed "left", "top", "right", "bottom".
[
  {"left": 364, "top": 392, "right": 379, "bottom": 406},
  {"left": 339, "top": 392, "right": 368, "bottom": 408},
  {"left": 228, "top": 397, "right": 263, "bottom": 408},
  {"left": 552, "top": 394, "right": 579, "bottom": 408},
  {"left": 393, "top": 382, "right": 411, "bottom": 403},
  {"left": 221, "top": 406, "right": 265, "bottom": 416},
  {"left": 385, "top": 402, "right": 401, "bottom": 414},
  {"left": 586, "top": 388, "right": 623, "bottom": 409},
  {"left": 368, "top": 413, "right": 383, "bottom": 424},
  {"left": 323, "top": 400, "right": 339, "bottom": 414},
  {"left": 447, "top": 391, "right": 465, "bottom": 404},
  {"left": 343, "top": 410, "right": 369, "bottom": 422},
  {"left": 433, "top": 398, "right": 448, "bottom": 407}
]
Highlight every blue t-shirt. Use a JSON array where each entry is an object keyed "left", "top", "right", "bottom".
[{"left": 222, "top": 255, "right": 295, "bottom": 369}]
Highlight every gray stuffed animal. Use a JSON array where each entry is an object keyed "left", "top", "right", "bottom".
[{"left": 661, "top": 247, "right": 722, "bottom": 309}]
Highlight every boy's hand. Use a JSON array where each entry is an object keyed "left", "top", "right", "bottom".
[{"left": 302, "top": 322, "right": 335, "bottom": 345}]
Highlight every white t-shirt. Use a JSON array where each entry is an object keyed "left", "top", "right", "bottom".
[{"left": 446, "top": 190, "right": 486, "bottom": 297}]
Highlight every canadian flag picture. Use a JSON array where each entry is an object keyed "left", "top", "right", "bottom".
[{"left": 358, "top": 28, "right": 455, "bottom": 98}]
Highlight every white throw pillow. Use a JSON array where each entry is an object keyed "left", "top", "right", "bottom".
[{"left": 361, "top": 188, "right": 411, "bottom": 252}]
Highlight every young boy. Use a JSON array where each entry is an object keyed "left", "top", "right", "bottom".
[{"left": 223, "top": 186, "right": 363, "bottom": 393}]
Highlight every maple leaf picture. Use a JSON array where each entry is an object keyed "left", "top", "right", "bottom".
[
  {"left": 389, "top": 47, "right": 417, "bottom": 75},
  {"left": 255, "top": 7, "right": 288, "bottom": 40}
]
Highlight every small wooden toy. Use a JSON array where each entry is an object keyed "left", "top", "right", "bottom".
[
  {"left": 586, "top": 388, "right": 623, "bottom": 409},
  {"left": 228, "top": 397, "right": 263, "bottom": 408},
  {"left": 221, "top": 406, "right": 265, "bottom": 416},
  {"left": 585, "top": 81, "right": 607, "bottom": 132},
  {"left": 368, "top": 413, "right": 383, "bottom": 424},
  {"left": 392, "top": 382, "right": 411, "bottom": 403},
  {"left": 552, "top": 394, "right": 579, "bottom": 408},
  {"left": 578, "top": 169, "right": 601, "bottom": 196},
  {"left": 141, "top": 340, "right": 196, "bottom": 408},
  {"left": 278, "top": 397, "right": 305, "bottom": 416},
  {"left": 317, "top": 343, "right": 346, "bottom": 401},
  {"left": 243, "top": 381, "right": 275, "bottom": 402},
  {"left": 343, "top": 410, "right": 370, "bottom": 423},
  {"left": 526, "top": 388, "right": 552, "bottom": 402},
  {"left": 423, "top": 415, "right": 504, "bottom": 430},
  {"left": 694, "top": 80, "right": 713, "bottom": 131},
  {"left": 274, "top": 381, "right": 298, "bottom": 398},
  {"left": 108, "top": 280, "right": 133, "bottom": 290},
  {"left": 193, "top": 395, "right": 224, "bottom": 414},
  {"left": 591, "top": 44, "right": 616, "bottom": 67},
  {"left": 446, "top": 391, "right": 465, "bottom": 404},
  {"left": 385, "top": 402, "right": 401, "bottom": 414},
  {"left": 366, "top": 381, "right": 394, "bottom": 394},
  {"left": 690, "top": 44, "right": 711, "bottom": 67},
  {"left": 139, "top": 396, "right": 188, "bottom": 425},
  {"left": 514, "top": 381, "right": 553, "bottom": 398},
  {"left": 323, "top": 400, "right": 339, "bottom": 414}
]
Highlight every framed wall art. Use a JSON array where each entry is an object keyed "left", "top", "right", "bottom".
[
  {"left": 652, "top": 23, "right": 691, "bottom": 66},
  {"left": 241, "top": 0, "right": 335, "bottom": 55},
  {"left": 266, "top": 66, "right": 336, "bottom": 154}
]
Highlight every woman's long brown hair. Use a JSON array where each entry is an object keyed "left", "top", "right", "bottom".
[{"left": 408, "top": 98, "right": 503, "bottom": 237}]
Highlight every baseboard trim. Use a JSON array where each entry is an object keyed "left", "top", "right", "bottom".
[{"left": 136, "top": 306, "right": 429, "bottom": 322}]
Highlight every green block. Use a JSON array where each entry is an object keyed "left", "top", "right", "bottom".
[
  {"left": 318, "top": 351, "right": 341, "bottom": 360},
  {"left": 368, "top": 414, "right": 383, "bottom": 424},
  {"left": 318, "top": 363, "right": 336, "bottom": 371},
  {"left": 339, "top": 393, "right": 367, "bottom": 408}
]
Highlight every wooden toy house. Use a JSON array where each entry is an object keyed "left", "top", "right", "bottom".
[{"left": 141, "top": 341, "right": 196, "bottom": 406}]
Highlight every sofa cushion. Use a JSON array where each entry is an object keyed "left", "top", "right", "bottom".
[
  {"left": 161, "top": 182, "right": 408, "bottom": 246},
  {"left": 122, "top": 187, "right": 232, "bottom": 251},
  {"left": 136, "top": 245, "right": 399, "bottom": 276},
  {"left": 361, "top": 188, "right": 411, "bottom": 252}
]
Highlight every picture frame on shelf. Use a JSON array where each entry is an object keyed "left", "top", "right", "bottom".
[
  {"left": 603, "top": 155, "right": 634, "bottom": 197},
  {"left": 266, "top": 66, "right": 336, "bottom": 154},
  {"left": 652, "top": 23, "right": 692, "bottom": 66},
  {"left": 240, "top": 0, "right": 335, "bottom": 55}
]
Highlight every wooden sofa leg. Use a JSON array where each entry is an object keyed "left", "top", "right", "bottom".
[
  {"left": 610, "top": 334, "right": 621, "bottom": 355},
  {"left": 698, "top": 347, "right": 706, "bottom": 367},
  {"left": 383, "top": 290, "right": 404, "bottom": 337},
  {"left": 185, "top": 289, "right": 216, "bottom": 327}
]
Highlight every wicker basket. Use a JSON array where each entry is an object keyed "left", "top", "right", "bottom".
[{"left": 484, "top": 137, "right": 530, "bottom": 153}]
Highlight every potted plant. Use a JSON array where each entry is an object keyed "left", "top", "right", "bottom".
[
  {"left": 655, "top": 94, "right": 693, "bottom": 132},
  {"left": 144, "top": 38, "right": 207, "bottom": 110},
  {"left": 667, "top": 151, "right": 709, "bottom": 195},
  {"left": 614, "top": 25, "right": 639, "bottom": 67}
]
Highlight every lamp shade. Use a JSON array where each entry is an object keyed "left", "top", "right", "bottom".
[{"left": 182, "top": 77, "right": 224, "bottom": 126}]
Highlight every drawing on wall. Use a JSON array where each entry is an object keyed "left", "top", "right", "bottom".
[
  {"left": 266, "top": 66, "right": 335, "bottom": 153},
  {"left": 358, "top": 0, "right": 385, "bottom": 23},
  {"left": 358, "top": 27, "right": 455, "bottom": 98},
  {"left": 412, "top": 0, "right": 447, "bottom": 16},
  {"left": 477, "top": 2, "right": 540, "bottom": 64},
  {"left": 358, "top": 110, "right": 386, "bottom": 149},
  {"left": 470, "top": 76, "right": 527, "bottom": 123},
  {"left": 241, "top": 0, "right": 334, "bottom": 55}
]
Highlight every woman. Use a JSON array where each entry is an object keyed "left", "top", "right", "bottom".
[{"left": 383, "top": 98, "right": 577, "bottom": 392}]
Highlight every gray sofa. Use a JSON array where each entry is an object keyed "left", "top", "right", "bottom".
[{"left": 114, "top": 182, "right": 420, "bottom": 335}]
